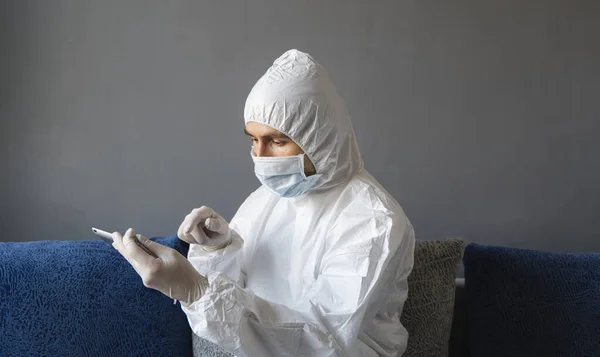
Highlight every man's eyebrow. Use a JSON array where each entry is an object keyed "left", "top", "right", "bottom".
[{"left": 244, "top": 128, "right": 290, "bottom": 139}]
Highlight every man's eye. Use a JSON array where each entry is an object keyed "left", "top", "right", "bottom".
[{"left": 272, "top": 141, "right": 286, "bottom": 146}]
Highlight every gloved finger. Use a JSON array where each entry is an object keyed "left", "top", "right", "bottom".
[
  {"left": 133, "top": 234, "right": 176, "bottom": 257},
  {"left": 177, "top": 211, "right": 197, "bottom": 242},
  {"left": 121, "top": 228, "right": 157, "bottom": 266},
  {"left": 112, "top": 231, "right": 144, "bottom": 273},
  {"left": 199, "top": 228, "right": 230, "bottom": 250},
  {"left": 112, "top": 231, "right": 124, "bottom": 251},
  {"left": 188, "top": 224, "right": 210, "bottom": 245},
  {"left": 112, "top": 231, "right": 131, "bottom": 259},
  {"left": 177, "top": 218, "right": 192, "bottom": 243},
  {"left": 204, "top": 217, "right": 227, "bottom": 235},
  {"left": 183, "top": 206, "right": 214, "bottom": 234},
  {"left": 184, "top": 206, "right": 218, "bottom": 244},
  {"left": 180, "top": 207, "right": 216, "bottom": 244}
]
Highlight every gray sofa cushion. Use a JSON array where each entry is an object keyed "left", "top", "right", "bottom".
[
  {"left": 193, "top": 333, "right": 232, "bottom": 357},
  {"left": 400, "top": 239, "right": 466, "bottom": 357}
]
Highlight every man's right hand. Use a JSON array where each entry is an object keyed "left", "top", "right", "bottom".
[{"left": 177, "top": 206, "right": 232, "bottom": 251}]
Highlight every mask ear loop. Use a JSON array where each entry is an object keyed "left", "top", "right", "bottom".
[{"left": 298, "top": 153, "right": 309, "bottom": 179}]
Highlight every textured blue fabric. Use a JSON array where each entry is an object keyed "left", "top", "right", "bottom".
[
  {"left": 464, "top": 243, "right": 600, "bottom": 357},
  {"left": 0, "top": 236, "right": 193, "bottom": 357}
]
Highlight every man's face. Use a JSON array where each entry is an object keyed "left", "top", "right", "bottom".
[{"left": 245, "top": 122, "right": 316, "bottom": 176}]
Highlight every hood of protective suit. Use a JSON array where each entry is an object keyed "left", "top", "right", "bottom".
[{"left": 244, "top": 49, "right": 364, "bottom": 192}]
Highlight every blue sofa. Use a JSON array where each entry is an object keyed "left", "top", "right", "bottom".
[{"left": 1, "top": 238, "right": 598, "bottom": 357}]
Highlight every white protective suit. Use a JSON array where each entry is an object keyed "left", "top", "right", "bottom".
[{"left": 182, "top": 50, "right": 415, "bottom": 357}]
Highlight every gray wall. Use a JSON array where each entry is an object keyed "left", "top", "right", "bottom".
[{"left": 1, "top": 0, "right": 599, "bottom": 252}]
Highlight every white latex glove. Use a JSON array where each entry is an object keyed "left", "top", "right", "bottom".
[
  {"left": 112, "top": 228, "right": 208, "bottom": 304},
  {"left": 177, "top": 206, "right": 232, "bottom": 251}
]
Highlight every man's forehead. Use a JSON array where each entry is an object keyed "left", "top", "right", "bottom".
[{"left": 244, "top": 122, "right": 289, "bottom": 139}]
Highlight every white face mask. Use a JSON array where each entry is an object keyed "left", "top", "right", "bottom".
[{"left": 251, "top": 152, "right": 321, "bottom": 198}]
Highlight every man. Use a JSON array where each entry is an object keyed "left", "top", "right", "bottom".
[{"left": 113, "top": 49, "right": 415, "bottom": 357}]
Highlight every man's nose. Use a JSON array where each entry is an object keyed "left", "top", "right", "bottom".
[{"left": 254, "top": 142, "right": 267, "bottom": 157}]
